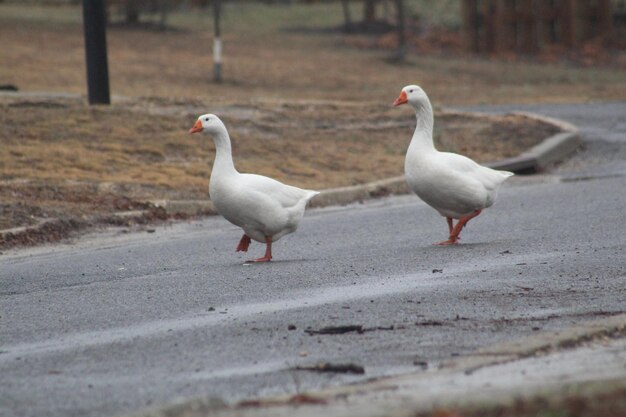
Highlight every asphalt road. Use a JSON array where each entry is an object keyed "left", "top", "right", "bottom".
[{"left": 1, "top": 103, "right": 625, "bottom": 417}]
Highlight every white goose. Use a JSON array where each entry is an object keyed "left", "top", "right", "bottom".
[
  {"left": 393, "top": 85, "right": 514, "bottom": 245},
  {"left": 189, "top": 114, "right": 319, "bottom": 262}
]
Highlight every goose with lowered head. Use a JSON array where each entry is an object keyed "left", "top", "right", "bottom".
[
  {"left": 189, "top": 114, "right": 319, "bottom": 262},
  {"left": 393, "top": 85, "right": 514, "bottom": 245}
]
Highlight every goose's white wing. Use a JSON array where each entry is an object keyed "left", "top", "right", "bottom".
[
  {"left": 237, "top": 173, "right": 318, "bottom": 209},
  {"left": 438, "top": 152, "right": 514, "bottom": 192}
]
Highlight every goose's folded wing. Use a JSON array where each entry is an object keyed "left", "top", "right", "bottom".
[
  {"left": 238, "top": 173, "right": 317, "bottom": 209},
  {"left": 439, "top": 152, "right": 514, "bottom": 191}
]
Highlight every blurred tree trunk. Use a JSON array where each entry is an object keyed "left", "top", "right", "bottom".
[
  {"left": 341, "top": 0, "right": 353, "bottom": 32},
  {"left": 382, "top": 0, "right": 390, "bottom": 20},
  {"left": 482, "top": 0, "right": 496, "bottom": 52},
  {"left": 364, "top": 0, "right": 378, "bottom": 24},
  {"left": 495, "top": 0, "right": 516, "bottom": 53},
  {"left": 394, "top": 0, "right": 406, "bottom": 60},
  {"left": 462, "top": 0, "right": 480, "bottom": 52},
  {"left": 158, "top": 0, "right": 168, "bottom": 30},
  {"left": 518, "top": 0, "right": 538, "bottom": 53},
  {"left": 596, "top": 0, "right": 614, "bottom": 41},
  {"left": 125, "top": 0, "right": 139, "bottom": 24},
  {"left": 558, "top": 0, "right": 576, "bottom": 47}
]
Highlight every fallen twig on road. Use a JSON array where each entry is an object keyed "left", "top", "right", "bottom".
[
  {"left": 304, "top": 325, "right": 364, "bottom": 335},
  {"left": 304, "top": 325, "right": 396, "bottom": 335},
  {"left": 295, "top": 362, "right": 365, "bottom": 374}
]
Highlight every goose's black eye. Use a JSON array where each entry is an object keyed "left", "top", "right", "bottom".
[
  {"left": 409, "top": 89, "right": 414, "bottom": 93},
  {"left": 204, "top": 118, "right": 209, "bottom": 122}
]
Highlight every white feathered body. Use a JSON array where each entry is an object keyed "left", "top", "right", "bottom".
[
  {"left": 405, "top": 130, "right": 513, "bottom": 219},
  {"left": 210, "top": 167, "right": 318, "bottom": 244}
]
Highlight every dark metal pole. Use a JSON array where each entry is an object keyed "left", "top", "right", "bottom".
[
  {"left": 82, "top": 0, "right": 110, "bottom": 105},
  {"left": 213, "top": 0, "right": 222, "bottom": 83}
]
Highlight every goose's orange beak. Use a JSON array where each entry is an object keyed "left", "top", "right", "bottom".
[
  {"left": 393, "top": 91, "right": 408, "bottom": 106},
  {"left": 189, "top": 119, "right": 203, "bottom": 134}
]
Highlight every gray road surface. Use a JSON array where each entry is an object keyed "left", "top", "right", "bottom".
[{"left": 1, "top": 102, "right": 625, "bottom": 417}]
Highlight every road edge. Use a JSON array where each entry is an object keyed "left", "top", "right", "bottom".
[{"left": 123, "top": 313, "right": 626, "bottom": 417}]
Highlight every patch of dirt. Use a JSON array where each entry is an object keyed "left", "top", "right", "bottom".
[
  {"left": 0, "top": 178, "right": 175, "bottom": 248},
  {"left": 0, "top": 94, "right": 559, "bottom": 249},
  {"left": 419, "top": 383, "right": 626, "bottom": 417}
]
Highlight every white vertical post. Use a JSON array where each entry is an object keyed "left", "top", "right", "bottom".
[{"left": 213, "top": 0, "right": 222, "bottom": 83}]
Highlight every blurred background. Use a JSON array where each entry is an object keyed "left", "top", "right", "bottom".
[{"left": 1, "top": 0, "right": 625, "bottom": 104}]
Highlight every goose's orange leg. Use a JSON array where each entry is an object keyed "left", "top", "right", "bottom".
[
  {"left": 435, "top": 210, "right": 482, "bottom": 245},
  {"left": 446, "top": 217, "right": 454, "bottom": 236},
  {"left": 436, "top": 217, "right": 457, "bottom": 246},
  {"left": 247, "top": 236, "right": 272, "bottom": 263},
  {"left": 236, "top": 234, "right": 251, "bottom": 252}
]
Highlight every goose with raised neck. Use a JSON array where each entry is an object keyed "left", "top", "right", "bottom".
[
  {"left": 190, "top": 114, "right": 319, "bottom": 262},
  {"left": 393, "top": 85, "right": 514, "bottom": 245}
]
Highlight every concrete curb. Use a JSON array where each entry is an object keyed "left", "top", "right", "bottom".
[
  {"left": 124, "top": 313, "right": 626, "bottom": 417},
  {"left": 485, "top": 111, "right": 582, "bottom": 173}
]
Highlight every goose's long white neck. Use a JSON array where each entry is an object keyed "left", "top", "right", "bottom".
[
  {"left": 408, "top": 100, "right": 436, "bottom": 153},
  {"left": 211, "top": 127, "right": 237, "bottom": 175}
]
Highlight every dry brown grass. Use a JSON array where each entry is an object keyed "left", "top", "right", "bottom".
[
  {"left": 418, "top": 382, "right": 626, "bottom": 417},
  {"left": 0, "top": 95, "right": 557, "bottom": 196}
]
